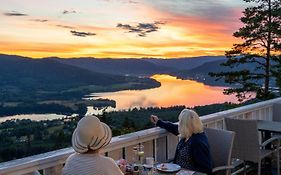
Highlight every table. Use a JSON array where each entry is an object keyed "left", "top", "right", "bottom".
[
  {"left": 258, "top": 120, "right": 281, "bottom": 147},
  {"left": 258, "top": 120, "right": 281, "bottom": 134},
  {"left": 155, "top": 169, "right": 205, "bottom": 175},
  {"left": 126, "top": 168, "right": 205, "bottom": 175},
  {"left": 257, "top": 120, "right": 281, "bottom": 168}
]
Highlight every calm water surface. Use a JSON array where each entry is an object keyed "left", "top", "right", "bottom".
[
  {"left": 0, "top": 114, "right": 66, "bottom": 123},
  {"left": 1, "top": 75, "right": 238, "bottom": 122},
  {"left": 87, "top": 74, "right": 238, "bottom": 110}
]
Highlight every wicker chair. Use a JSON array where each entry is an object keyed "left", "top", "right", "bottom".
[
  {"left": 225, "top": 118, "right": 280, "bottom": 175},
  {"left": 204, "top": 128, "right": 235, "bottom": 175}
]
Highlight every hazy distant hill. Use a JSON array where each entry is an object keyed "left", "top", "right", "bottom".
[
  {"left": 50, "top": 56, "right": 226, "bottom": 76},
  {"left": 0, "top": 54, "right": 129, "bottom": 90},
  {"left": 0, "top": 54, "right": 231, "bottom": 94},
  {"left": 173, "top": 60, "right": 230, "bottom": 86},
  {"left": 0, "top": 54, "right": 160, "bottom": 102},
  {"left": 52, "top": 58, "right": 174, "bottom": 76},
  {"left": 2, "top": 53, "right": 266, "bottom": 91},
  {"left": 143, "top": 56, "right": 226, "bottom": 70},
  {"left": 174, "top": 59, "right": 274, "bottom": 86},
  {"left": 0, "top": 54, "right": 163, "bottom": 117}
]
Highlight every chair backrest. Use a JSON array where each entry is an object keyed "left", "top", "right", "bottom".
[
  {"left": 204, "top": 128, "right": 235, "bottom": 169},
  {"left": 224, "top": 118, "right": 260, "bottom": 162},
  {"left": 273, "top": 103, "right": 281, "bottom": 122}
]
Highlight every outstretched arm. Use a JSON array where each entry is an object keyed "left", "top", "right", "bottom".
[{"left": 151, "top": 115, "right": 179, "bottom": 136}]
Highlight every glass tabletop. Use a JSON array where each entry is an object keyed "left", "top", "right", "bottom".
[
  {"left": 155, "top": 169, "right": 205, "bottom": 175},
  {"left": 258, "top": 120, "right": 281, "bottom": 133}
]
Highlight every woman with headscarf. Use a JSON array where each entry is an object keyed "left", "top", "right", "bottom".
[{"left": 62, "top": 116, "right": 124, "bottom": 175}]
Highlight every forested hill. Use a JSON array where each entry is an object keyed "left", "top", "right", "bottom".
[
  {"left": 0, "top": 54, "right": 132, "bottom": 90},
  {"left": 0, "top": 54, "right": 246, "bottom": 89},
  {"left": 0, "top": 54, "right": 160, "bottom": 102},
  {"left": 51, "top": 57, "right": 174, "bottom": 76},
  {"left": 174, "top": 59, "right": 274, "bottom": 86},
  {"left": 51, "top": 56, "right": 226, "bottom": 76},
  {"left": 143, "top": 56, "right": 226, "bottom": 70},
  {"left": 0, "top": 54, "right": 257, "bottom": 89}
]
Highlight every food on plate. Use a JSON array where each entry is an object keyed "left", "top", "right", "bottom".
[{"left": 160, "top": 163, "right": 168, "bottom": 170}]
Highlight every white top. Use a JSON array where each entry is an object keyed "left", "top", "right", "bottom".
[{"left": 62, "top": 153, "right": 124, "bottom": 175}]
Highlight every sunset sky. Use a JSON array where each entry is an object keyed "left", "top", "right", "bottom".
[{"left": 0, "top": 0, "right": 247, "bottom": 58}]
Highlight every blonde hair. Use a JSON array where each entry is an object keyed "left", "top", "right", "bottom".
[{"left": 178, "top": 109, "right": 203, "bottom": 139}]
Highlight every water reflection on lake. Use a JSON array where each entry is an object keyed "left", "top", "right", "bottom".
[
  {"left": 88, "top": 74, "right": 238, "bottom": 110},
  {"left": 1, "top": 75, "right": 239, "bottom": 122},
  {"left": 0, "top": 114, "right": 66, "bottom": 123}
]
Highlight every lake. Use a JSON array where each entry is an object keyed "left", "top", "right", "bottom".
[
  {"left": 87, "top": 74, "right": 238, "bottom": 110},
  {"left": 1, "top": 74, "right": 238, "bottom": 122},
  {"left": 0, "top": 114, "right": 66, "bottom": 123}
]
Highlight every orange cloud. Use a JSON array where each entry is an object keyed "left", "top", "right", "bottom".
[
  {"left": 0, "top": 41, "right": 98, "bottom": 58},
  {"left": 0, "top": 1, "right": 244, "bottom": 58}
]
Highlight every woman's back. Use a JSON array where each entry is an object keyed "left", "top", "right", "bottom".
[
  {"left": 174, "top": 133, "right": 212, "bottom": 174},
  {"left": 62, "top": 153, "right": 123, "bottom": 175}
]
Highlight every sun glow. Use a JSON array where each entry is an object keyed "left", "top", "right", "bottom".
[{"left": 0, "top": 0, "right": 245, "bottom": 58}]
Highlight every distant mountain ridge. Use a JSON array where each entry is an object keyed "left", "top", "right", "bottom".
[
  {"left": 50, "top": 57, "right": 173, "bottom": 76},
  {"left": 48, "top": 56, "right": 227, "bottom": 76},
  {"left": 174, "top": 59, "right": 275, "bottom": 87},
  {"left": 143, "top": 56, "right": 226, "bottom": 70},
  {"left": 0, "top": 54, "right": 129, "bottom": 90},
  {"left": 0, "top": 54, "right": 233, "bottom": 89},
  {"left": 0, "top": 54, "right": 161, "bottom": 103},
  {"left": 2, "top": 53, "right": 256, "bottom": 89}
]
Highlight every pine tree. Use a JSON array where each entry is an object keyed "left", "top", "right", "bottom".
[
  {"left": 210, "top": 0, "right": 281, "bottom": 102},
  {"left": 272, "top": 55, "right": 281, "bottom": 94}
]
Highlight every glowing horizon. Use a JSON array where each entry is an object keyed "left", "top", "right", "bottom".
[{"left": 0, "top": 0, "right": 246, "bottom": 58}]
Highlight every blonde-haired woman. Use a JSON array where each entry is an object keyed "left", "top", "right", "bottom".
[{"left": 151, "top": 109, "right": 212, "bottom": 174}]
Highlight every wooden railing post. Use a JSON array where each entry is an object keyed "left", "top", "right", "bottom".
[
  {"left": 155, "top": 136, "right": 167, "bottom": 163},
  {"left": 167, "top": 134, "right": 178, "bottom": 161},
  {"left": 43, "top": 164, "right": 63, "bottom": 175}
]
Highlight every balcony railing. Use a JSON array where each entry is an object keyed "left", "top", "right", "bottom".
[{"left": 1, "top": 97, "right": 281, "bottom": 175}]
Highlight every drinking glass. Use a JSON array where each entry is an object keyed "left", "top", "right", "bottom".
[
  {"left": 133, "top": 144, "right": 144, "bottom": 164},
  {"left": 145, "top": 157, "right": 154, "bottom": 167},
  {"left": 133, "top": 146, "right": 138, "bottom": 164},
  {"left": 137, "top": 144, "right": 144, "bottom": 164}
]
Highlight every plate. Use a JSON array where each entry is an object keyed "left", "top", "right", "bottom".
[{"left": 156, "top": 163, "right": 181, "bottom": 173}]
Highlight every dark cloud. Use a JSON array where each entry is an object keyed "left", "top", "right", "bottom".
[
  {"left": 31, "top": 19, "right": 48, "bottom": 22},
  {"left": 57, "top": 25, "right": 75, "bottom": 29},
  {"left": 70, "top": 30, "right": 96, "bottom": 37},
  {"left": 117, "top": 21, "right": 165, "bottom": 37},
  {"left": 62, "top": 10, "right": 77, "bottom": 15},
  {"left": 4, "top": 11, "right": 28, "bottom": 16}
]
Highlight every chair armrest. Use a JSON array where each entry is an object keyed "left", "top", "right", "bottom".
[
  {"left": 212, "top": 165, "right": 234, "bottom": 173},
  {"left": 260, "top": 136, "right": 281, "bottom": 148}
]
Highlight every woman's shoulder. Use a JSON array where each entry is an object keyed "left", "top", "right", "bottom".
[
  {"left": 65, "top": 153, "right": 78, "bottom": 162},
  {"left": 99, "top": 155, "right": 117, "bottom": 164},
  {"left": 88, "top": 154, "right": 117, "bottom": 165},
  {"left": 65, "top": 153, "right": 115, "bottom": 163},
  {"left": 190, "top": 132, "right": 209, "bottom": 144},
  {"left": 62, "top": 153, "right": 123, "bottom": 175},
  {"left": 192, "top": 132, "right": 207, "bottom": 138}
]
